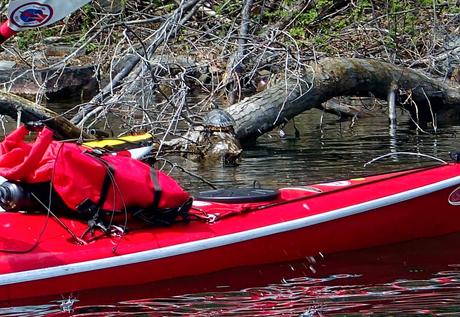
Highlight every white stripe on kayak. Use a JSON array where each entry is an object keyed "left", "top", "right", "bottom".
[{"left": 1, "top": 174, "right": 460, "bottom": 286}]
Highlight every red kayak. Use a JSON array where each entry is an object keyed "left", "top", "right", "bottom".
[{"left": 1, "top": 161, "right": 460, "bottom": 305}]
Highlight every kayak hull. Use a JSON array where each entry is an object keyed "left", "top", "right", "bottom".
[{"left": 1, "top": 163, "right": 460, "bottom": 304}]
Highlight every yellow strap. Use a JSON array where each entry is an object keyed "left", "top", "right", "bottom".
[{"left": 83, "top": 133, "right": 154, "bottom": 149}]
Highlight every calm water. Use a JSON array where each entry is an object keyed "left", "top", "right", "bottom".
[
  {"left": 3, "top": 108, "right": 460, "bottom": 315},
  {"left": 179, "top": 109, "right": 460, "bottom": 192}
]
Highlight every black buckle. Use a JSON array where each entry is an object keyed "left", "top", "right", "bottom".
[{"left": 450, "top": 152, "right": 460, "bottom": 163}]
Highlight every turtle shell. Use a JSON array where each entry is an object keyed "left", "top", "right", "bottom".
[{"left": 203, "top": 109, "right": 236, "bottom": 132}]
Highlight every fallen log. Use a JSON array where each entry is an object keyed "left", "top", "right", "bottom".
[
  {"left": 227, "top": 57, "right": 460, "bottom": 144},
  {"left": 0, "top": 64, "right": 98, "bottom": 101},
  {"left": 0, "top": 91, "right": 87, "bottom": 139}
]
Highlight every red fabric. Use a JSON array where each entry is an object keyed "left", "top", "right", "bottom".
[
  {"left": 0, "top": 126, "right": 190, "bottom": 212},
  {"left": 0, "top": 126, "right": 55, "bottom": 182}
]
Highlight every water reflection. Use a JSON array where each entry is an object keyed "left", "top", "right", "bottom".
[
  {"left": 7, "top": 232, "right": 457, "bottom": 316},
  {"left": 0, "top": 230, "right": 456, "bottom": 317},
  {"left": 178, "top": 109, "right": 460, "bottom": 192}
]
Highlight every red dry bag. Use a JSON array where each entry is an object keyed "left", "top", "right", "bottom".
[{"left": 0, "top": 125, "right": 191, "bottom": 224}]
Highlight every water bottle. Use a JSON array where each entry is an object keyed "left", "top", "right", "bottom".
[{"left": 0, "top": 181, "right": 36, "bottom": 211}]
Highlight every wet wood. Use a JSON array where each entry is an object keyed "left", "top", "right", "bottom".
[
  {"left": 0, "top": 91, "right": 88, "bottom": 139},
  {"left": 0, "top": 65, "right": 98, "bottom": 100},
  {"left": 322, "top": 98, "right": 376, "bottom": 118}
]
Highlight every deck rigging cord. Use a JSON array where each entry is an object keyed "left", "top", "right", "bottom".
[
  {"left": 364, "top": 152, "right": 447, "bottom": 167},
  {"left": 79, "top": 159, "right": 128, "bottom": 253},
  {"left": 32, "top": 192, "right": 87, "bottom": 246}
]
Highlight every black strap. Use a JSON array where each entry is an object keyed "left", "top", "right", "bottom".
[
  {"left": 150, "top": 168, "right": 162, "bottom": 210},
  {"left": 97, "top": 164, "right": 114, "bottom": 210}
]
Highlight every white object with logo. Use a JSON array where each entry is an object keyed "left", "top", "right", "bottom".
[{"left": 7, "top": 0, "right": 91, "bottom": 31}]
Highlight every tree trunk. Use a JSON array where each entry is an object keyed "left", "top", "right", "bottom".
[
  {"left": 226, "top": 0, "right": 254, "bottom": 105},
  {"left": 227, "top": 57, "right": 460, "bottom": 144}
]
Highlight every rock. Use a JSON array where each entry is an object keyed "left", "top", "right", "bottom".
[
  {"left": 203, "top": 132, "right": 242, "bottom": 166},
  {"left": 0, "top": 61, "right": 16, "bottom": 70},
  {"left": 45, "top": 45, "right": 84, "bottom": 58},
  {"left": 0, "top": 65, "right": 99, "bottom": 101},
  {"left": 451, "top": 67, "right": 460, "bottom": 84},
  {"left": 43, "top": 36, "right": 67, "bottom": 44}
]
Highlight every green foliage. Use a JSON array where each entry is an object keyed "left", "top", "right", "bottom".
[
  {"left": 84, "top": 42, "right": 98, "bottom": 54},
  {"left": 350, "top": 0, "right": 372, "bottom": 22},
  {"left": 299, "top": 0, "right": 333, "bottom": 25},
  {"left": 15, "top": 30, "right": 37, "bottom": 50},
  {"left": 80, "top": 4, "right": 96, "bottom": 34},
  {"left": 15, "top": 28, "right": 60, "bottom": 50},
  {"left": 257, "top": 0, "right": 460, "bottom": 57},
  {"left": 419, "top": 0, "right": 433, "bottom": 5},
  {"left": 403, "top": 11, "right": 417, "bottom": 34},
  {"left": 263, "top": 9, "right": 289, "bottom": 20},
  {"left": 385, "top": 1, "right": 425, "bottom": 46},
  {"left": 163, "top": 3, "right": 176, "bottom": 12},
  {"left": 63, "top": 34, "right": 81, "bottom": 44},
  {"left": 288, "top": 27, "right": 305, "bottom": 39},
  {"left": 298, "top": 10, "right": 318, "bottom": 26}
]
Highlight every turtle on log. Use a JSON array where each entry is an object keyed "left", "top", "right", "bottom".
[
  {"left": 165, "top": 105, "right": 242, "bottom": 166},
  {"left": 202, "top": 108, "right": 236, "bottom": 134}
]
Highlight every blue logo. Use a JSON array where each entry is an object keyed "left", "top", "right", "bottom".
[
  {"left": 10, "top": 2, "right": 53, "bottom": 28},
  {"left": 20, "top": 8, "right": 48, "bottom": 24}
]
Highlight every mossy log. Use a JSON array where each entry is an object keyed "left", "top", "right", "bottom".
[{"left": 227, "top": 57, "right": 460, "bottom": 144}]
